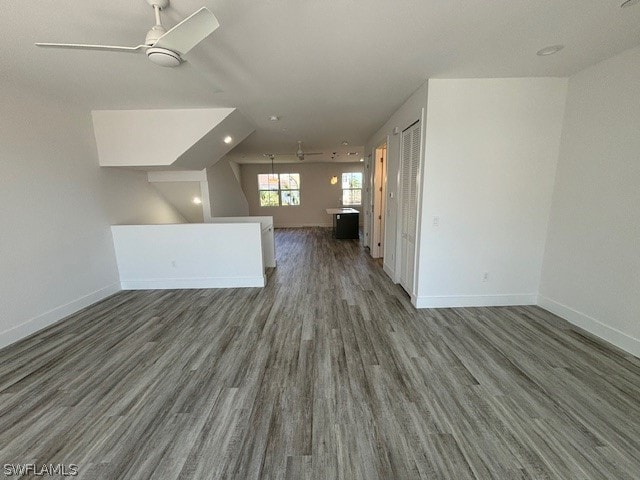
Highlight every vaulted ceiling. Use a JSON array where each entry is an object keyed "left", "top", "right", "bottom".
[{"left": 3, "top": 0, "right": 640, "bottom": 163}]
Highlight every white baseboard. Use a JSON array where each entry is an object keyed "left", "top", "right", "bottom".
[
  {"left": 537, "top": 296, "right": 640, "bottom": 358},
  {"left": 414, "top": 293, "right": 538, "bottom": 309},
  {"left": 0, "top": 283, "right": 121, "bottom": 350},
  {"left": 120, "top": 275, "right": 266, "bottom": 290}
]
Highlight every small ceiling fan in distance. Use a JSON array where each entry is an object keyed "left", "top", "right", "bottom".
[
  {"left": 35, "top": 0, "right": 219, "bottom": 68},
  {"left": 263, "top": 142, "right": 362, "bottom": 162},
  {"left": 294, "top": 141, "right": 323, "bottom": 161},
  {"left": 263, "top": 141, "right": 323, "bottom": 161}
]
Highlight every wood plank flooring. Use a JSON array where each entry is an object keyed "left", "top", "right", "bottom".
[{"left": 1, "top": 227, "right": 640, "bottom": 479}]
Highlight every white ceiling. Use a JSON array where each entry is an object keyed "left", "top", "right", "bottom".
[{"left": 4, "top": 0, "right": 640, "bottom": 163}]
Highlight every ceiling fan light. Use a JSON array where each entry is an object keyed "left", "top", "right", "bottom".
[{"left": 146, "top": 47, "right": 181, "bottom": 67}]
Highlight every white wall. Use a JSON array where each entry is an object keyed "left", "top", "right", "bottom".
[
  {"left": 0, "top": 81, "right": 185, "bottom": 349},
  {"left": 98, "top": 170, "right": 185, "bottom": 226},
  {"left": 207, "top": 158, "right": 250, "bottom": 217},
  {"left": 151, "top": 181, "right": 204, "bottom": 223},
  {"left": 240, "top": 162, "right": 365, "bottom": 228},
  {"left": 365, "top": 83, "right": 428, "bottom": 280},
  {"left": 92, "top": 108, "right": 233, "bottom": 167},
  {"left": 416, "top": 78, "right": 567, "bottom": 308},
  {"left": 539, "top": 45, "right": 640, "bottom": 357},
  {"left": 208, "top": 216, "right": 276, "bottom": 269},
  {"left": 147, "top": 170, "right": 211, "bottom": 223},
  {"left": 111, "top": 224, "right": 265, "bottom": 289}
]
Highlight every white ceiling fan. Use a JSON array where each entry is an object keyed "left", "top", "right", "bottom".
[
  {"left": 35, "top": 0, "right": 219, "bottom": 68},
  {"left": 294, "top": 141, "right": 323, "bottom": 161},
  {"left": 262, "top": 142, "right": 362, "bottom": 162},
  {"left": 263, "top": 141, "right": 324, "bottom": 161}
]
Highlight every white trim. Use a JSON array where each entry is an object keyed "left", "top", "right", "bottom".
[
  {"left": 0, "top": 283, "right": 121, "bottom": 350},
  {"left": 414, "top": 293, "right": 537, "bottom": 309},
  {"left": 396, "top": 112, "right": 425, "bottom": 296},
  {"left": 537, "top": 296, "right": 640, "bottom": 358},
  {"left": 371, "top": 137, "right": 389, "bottom": 258},
  {"left": 121, "top": 275, "right": 266, "bottom": 290},
  {"left": 410, "top": 108, "right": 427, "bottom": 301}
]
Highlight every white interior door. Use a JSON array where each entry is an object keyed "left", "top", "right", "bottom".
[{"left": 399, "top": 120, "right": 421, "bottom": 294}]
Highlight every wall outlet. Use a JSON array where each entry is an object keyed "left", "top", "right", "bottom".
[
  {"left": 171, "top": 260, "right": 177, "bottom": 268},
  {"left": 482, "top": 272, "right": 489, "bottom": 282},
  {"left": 433, "top": 216, "right": 440, "bottom": 227}
]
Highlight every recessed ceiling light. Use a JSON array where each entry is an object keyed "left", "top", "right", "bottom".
[
  {"left": 192, "top": 197, "right": 202, "bottom": 205},
  {"left": 269, "top": 115, "right": 279, "bottom": 121},
  {"left": 223, "top": 136, "right": 233, "bottom": 144},
  {"left": 360, "top": 158, "right": 364, "bottom": 162},
  {"left": 621, "top": 0, "right": 640, "bottom": 7},
  {"left": 537, "top": 45, "right": 564, "bottom": 56}
]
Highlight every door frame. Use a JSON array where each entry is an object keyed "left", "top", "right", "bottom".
[
  {"left": 395, "top": 109, "right": 426, "bottom": 299},
  {"left": 371, "top": 140, "right": 388, "bottom": 259}
]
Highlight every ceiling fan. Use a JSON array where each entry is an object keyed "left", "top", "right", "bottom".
[
  {"left": 35, "top": 0, "right": 219, "bottom": 68},
  {"left": 263, "top": 141, "right": 323, "bottom": 161},
  {"left": 294, "top": 141, "right": 323, "bottom": 161},
  {"left": 262, "top": 142, "right": 361, "bottom": 161}
]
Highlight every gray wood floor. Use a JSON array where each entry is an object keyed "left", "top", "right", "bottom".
[{"left": 2, "top": 227, "right": 640, "bottom": 479}]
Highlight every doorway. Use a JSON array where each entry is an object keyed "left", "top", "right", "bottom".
[
  {"left": 398, "top": 120, "right": 421, "bottom": 295},
  {"left": 371, "top": 142, "right": 387, "bottom": 259}
]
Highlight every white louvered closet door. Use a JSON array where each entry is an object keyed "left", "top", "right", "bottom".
[{"left": 399, "top": 120, "right": 421, "bottom": 295}]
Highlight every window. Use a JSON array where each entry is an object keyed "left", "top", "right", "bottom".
[
  {"left": 258, "top": 173, "right": 300, "bottom": 207},
  {"left": 258, "top": 174, "right": 279, "bottom": 207},
  {"left": 341, "top": 172, "right": 362, "bottom": 206}
]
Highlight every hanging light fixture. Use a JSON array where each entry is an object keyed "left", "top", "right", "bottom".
[{"left": 330, "top": 152, "right": 339, "bottom": 184}]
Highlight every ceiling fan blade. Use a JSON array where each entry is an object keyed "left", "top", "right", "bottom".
[
  {"left": 35, "top": 43, "right": 147, "bottom": 53},
  {"left": 153, "top": 7, "right": 219, "bottom": 55},
  {"left": 270, "top": 152, "right": 324, "bottom": 157}
]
